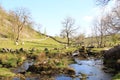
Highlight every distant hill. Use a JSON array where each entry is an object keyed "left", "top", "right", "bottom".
[{"left": 0, "top": 6, "right": 43, "bottom": 40}]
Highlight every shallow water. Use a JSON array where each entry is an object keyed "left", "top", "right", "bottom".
[{"left": 56, "top": 58, "right": 113, "bottom": 80}]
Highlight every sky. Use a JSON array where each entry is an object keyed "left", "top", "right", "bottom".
[{"left": 0, "top": 0, "right": 107, "bottom": 36}]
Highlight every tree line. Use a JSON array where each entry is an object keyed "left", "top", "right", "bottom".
[{"left": 91, "top": 0, "right": 120, "bottom": 47}]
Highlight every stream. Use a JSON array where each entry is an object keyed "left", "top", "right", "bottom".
[
  {"left": 13, "top": 58, "right": 113, "bottom": 80},
  {"left": 56, "top": 58, "right": 113, "bottom": 80}
]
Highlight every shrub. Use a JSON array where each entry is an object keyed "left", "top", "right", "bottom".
[
  {"left": 0, "top": 68, "right": 15, "bottom": 77},
  {"left": 44, "top": 48, "right": 49, "bottom": 55},
  {"left": 0, "top": 53, "right": 18, "bottom": 67},
  {"left": 113, "top": 73, "right": 120, "bottom": 80},
  {"left": 17, "top": 56, "right": 26, "bottom": 66},
  {"left": 36, "top": 53, "right": 47, "bottom": 62},
  {"left": 2, "top": 58, "right": 17, "bottom": 68}
]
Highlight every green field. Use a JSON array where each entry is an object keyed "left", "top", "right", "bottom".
[{"left": 0, "top": 37, "right": 64, "bottom": 50}]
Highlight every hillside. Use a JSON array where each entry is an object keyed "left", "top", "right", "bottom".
[
  {"left": 0, "top": 6, "right": 65, "bottom": 49},
  {"left": 0, "top": 6, "right": 42, "bottom": 39}
]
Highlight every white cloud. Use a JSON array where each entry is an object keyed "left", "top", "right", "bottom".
[
  {"left": 83, "top": 16, "right": 93, "bottom": 23},
  {"left": 82, "top": 7, "right": 101, "bottom": 23}
]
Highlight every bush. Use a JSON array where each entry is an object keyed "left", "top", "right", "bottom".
[
  {"left": 17, "top": 56, "right": 26, "bottom": 66},
  {"left": 113, "top": 73, "right": 120, "bottom": 80},
  {"left": 2, "top": 58, "right": 17, "bottom": 68},
  {"left": 35, "top": 52, "right": 47, "bottom": 63},
  {"left": 0, "top": 68, "right": 15, "bottom": 77},
  {"left": 0, "top": 53, "right": 18, "bottom": 68},
  {"left": 44, "top": 48, "right": 49, "bottom": 55}
]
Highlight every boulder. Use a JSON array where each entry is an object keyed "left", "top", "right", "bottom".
[
  {"left": 72, "top": 50, "right": 79, "bottom": 57},
  {"left": 44, "top": 48, "right": 49, "bottom": 54},
  {"left": 10, "top": 49, "right": 15, "bottom": 53},
  {"left": 19, "top": 48, "right": 24, "bottom": 52},
  {"left": 103, "top": 45, "right": 120, "bottom": 71},
  {"left": 1, "top": 48, "right": 9, "bottom": 53}
]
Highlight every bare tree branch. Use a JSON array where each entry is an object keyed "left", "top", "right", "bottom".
[
  {"left": 9, "top": 8, "right": 31, "bottom": 43},
  {"left": 61, "top": 17, "right": 79, "bottom": 46}
]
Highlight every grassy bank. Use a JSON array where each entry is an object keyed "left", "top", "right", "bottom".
[
  {"left": 0, "top": 38, "right": 77, "bottom": 79},
  {"left": 1, "top": 37, "right": 119, "bottom": 79}
]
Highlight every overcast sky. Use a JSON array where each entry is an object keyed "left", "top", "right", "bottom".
[{"left": 0, "top": 0, "right": 115, "bottom": 36}]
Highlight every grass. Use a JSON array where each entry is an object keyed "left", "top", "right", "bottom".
[
  {"left": 0, "top": 53, "right": 19, "bottom": 67},
  {"left": 113, "top": 73, "right": 120, "bottom": 80},
  {"left": 89, "top": 48, "right": 103, "bottom": 54},
  {"left": 0, "top": 37, "right": 76, "bottom": 78},
  {"left": 2, "top": 36, "right": 117, "bottom": 79},
  {"left": 0, "top": 68, "right": 15, "bottom": 77},
  {"left": 0, "top": 52, "right": 28, "bottom": 68},
  {"left": 0, "top": 37, "right": 64, "bottom": 50}
]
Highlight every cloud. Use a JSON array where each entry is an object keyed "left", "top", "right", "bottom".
[{"left": 83, "top": 16, "right": 93, "bottom": 23}]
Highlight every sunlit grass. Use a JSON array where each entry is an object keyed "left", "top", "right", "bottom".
[
  {"left": 113, "top": 73, "right": 120, "bottom": 80},
  {"left": 0, "top": 38, "right": 64, "bottom": 49},
  {"left": 0, "top": 68, "right": 15, "bottom": 77},
  {"left": 0, "top": 53, "right": 27, "bottom": 68}
]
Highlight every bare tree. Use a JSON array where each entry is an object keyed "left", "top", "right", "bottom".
[
  {"left": 9, "top": 8, "right": 30, "bottom": 43},
  {"left": 75, "top": 33, "right": 85, "bottom": 44},
  {"left": 97, "top": 0, "right": 120, "bottom": 5},
  {"left": 110, "top": 3, "right": 120, "bottom": 32},
  {"left": 93, "top": 17, "right": 108, "bottom": 47},
  {"left": 36, "top": 24, "right": 42, "bottom": 32},
  {"left": 95, "top": 0, "right": 120, "bottom": 46},
  {"left": 97, "top": 0, "right": 111, "bottom": 5},
  {"left": 102, "top": 4, "right": 120, "bottom": 45},
  {"left": 61, "top": 17, "right": 78, "bottom": 46}
]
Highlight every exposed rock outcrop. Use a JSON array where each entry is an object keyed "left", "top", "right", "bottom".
[{"left": 103, "top": 45, "right": 120, "bottom": 71}]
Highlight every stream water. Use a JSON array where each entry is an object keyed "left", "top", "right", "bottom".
[
  {"left": 13, "top": 58, "right": 113, "bottom": 80},
  {"left": 56, "top": 58, "right": 113, "bottom": 80}
]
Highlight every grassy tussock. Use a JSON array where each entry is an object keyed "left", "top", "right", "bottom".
[{"left": 0, "top": 68, "right": 15, "bottom": 77}]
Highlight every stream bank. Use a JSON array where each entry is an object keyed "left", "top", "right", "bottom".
[
  {"left": 56, "top": 57, "right": 113, "bottom": 80},
  {"left": 13, "top": 57, "right": 113, "bottom": 80}
]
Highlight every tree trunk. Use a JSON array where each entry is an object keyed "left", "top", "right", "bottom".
[{"left": 67, "top": 33, "right": 70, "bottom": 46}]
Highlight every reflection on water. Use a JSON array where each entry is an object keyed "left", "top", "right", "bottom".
[{"left": 56, "top": 58, "right": 113, "bottom": 80}]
